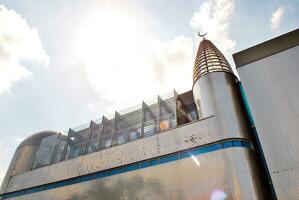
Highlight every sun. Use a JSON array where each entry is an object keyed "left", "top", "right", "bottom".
[
  {"left": 75, "top": 11, "right": 146, "bottom": 67},
  {"left": 73, "top": 10, "right": 155, "bottom": 106}
]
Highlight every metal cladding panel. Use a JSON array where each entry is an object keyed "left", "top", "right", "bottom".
[
  {"left": 6, "top": 148, "right": 264, "bottom": 200},
  {"left": 6, "top": 116, "right": 251, "bottom": 193},
  {"left": 193, "top": 72, "right": 249, "bottom": 139},
  {"left": 237, "top": 45, "right": 299, "bottom": 200}
]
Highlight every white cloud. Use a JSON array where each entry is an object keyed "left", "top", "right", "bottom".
[
  {"left": 74, "top": 0, "right": 236, "bottom": 111},
  {"left": 0, "top": 5, "right": 49, "bottom": 94},
  {"left": 189, "top": 0, "right": 236, "bottom": 58},
  {"left": 74, "top": 11, "right": 194, "bottom": 110},
  {"left": 271, "top": 6, "right": 284, "bottom": 30}
]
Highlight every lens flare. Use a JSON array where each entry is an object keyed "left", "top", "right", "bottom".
[
  {"left": 191, "top": 155, "right": 200, "bottom": 166},
  {"left": 159, "top": 120, "right": 169, "bottom": 130},
  {"left": 211, "top": 189, "right": 227, "bottom": 200}
]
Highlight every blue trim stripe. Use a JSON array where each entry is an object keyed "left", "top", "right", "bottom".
[{"left": 0, "top": 139, "right": 251, "bottom": 199}]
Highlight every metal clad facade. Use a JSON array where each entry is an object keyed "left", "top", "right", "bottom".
[
  {"left": 5, "top": 117, "right": 250, "bottom": 193},
  {"left": 4, "top": 148, "right": 263, "bottom": 200},
  {"left": 236, "top": 45, "right": 299, "bottom": 200}
]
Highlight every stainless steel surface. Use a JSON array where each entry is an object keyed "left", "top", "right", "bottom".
[
  {"left": 193, "top": 72, "right": 249, "bottom": 140},
  {"left": 237, "top": 45, "right": 299, "bottom": 200},
  {"left": 8, "top": 148, "right": 264, "bottom": 200}
]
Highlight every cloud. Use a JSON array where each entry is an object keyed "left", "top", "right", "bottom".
[
  {"left": 73, "top": 0, "right": 237, "bottom": 110},
  {"left": 271, "top": 6, "right": 284, "bottom": 30},
  {"left": 0, "top": 5, "right": 49, "bottom": 94},
  {"left": 189, "top": 0, "right": 236, "bottom": 58},
  {"left": 74, "top": 11, "right": 194, "bottom": 110}
]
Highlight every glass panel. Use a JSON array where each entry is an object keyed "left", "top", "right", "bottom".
[
  {"left": 86, "top": 125, "right": 101, "bottom": 154},
  {"left": 80, "top": 174, "right": 93, "bottom": 182},
  {"left": 51, "top": 134, "right": 67, "bottom": 163},
  {"left": 143, "top": 124, "right": 155, "bottom": 137},
  {"left": 94, "top": 171, "right": 107, "bottom": 179},
  {"left": 65, "top": 128, "right": 89, "bottom": 160},
  {"left": 177, "top": 100, "right": 198, "bottom": 125},
  {"left": 124, "top": 163, "right": 140, "bottom": 172},
  {"left": 159, "top": 153, "right": 178, "bottom": 164},
  {"left": 98, "top": 119, "right": 114, "bottom": 150},
  {"left": 143, "top": 103, "right": 158, "bottom": 137},
  {"left": 32, "top": 134, "right": 59, "bottom": 169},
  {"left": 159, "top": 97, "right": 177, "bottom": 131},
  {"left": 113, "top": 109, "right": 142, "bottom": 146},
  {"left": 108, "top": 167, "right": 124, "bottom": 176}
]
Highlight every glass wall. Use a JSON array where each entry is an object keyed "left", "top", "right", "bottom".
[
  {"left": 112, "top": 109, "right": 142, "bottom": 146},
  {"left": 159, "top": 95, "right": 177, "bottom": 131},
  {"left": 86, "top": 122, "right": 101, "bottom": 154},
  {"left": 65, "top": 128, "right": 90, "bottom": 160},
  {"left": 51, "top": 134, "right": 67, "bottom": 164},
  {"left": 29, "top": 91, "right": 197, "bottom": 171},
  {"left": 98, "top": 118, "right": 114, "bottom": 150},
  {"left": 32, "top": 134, "right": 59, "bottom": 169}
]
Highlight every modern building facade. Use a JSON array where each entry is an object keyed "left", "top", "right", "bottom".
[{"left": 0, "top": 29, "right": 298, "bottom": 200}]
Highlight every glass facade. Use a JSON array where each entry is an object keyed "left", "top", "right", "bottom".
[
  {"left": 51, "top": 134, "right": 67, "bottom": 164},
  {"left": 25, "top": 91, "right": 197, "bottom": 171},
  {"left": 32, "top": 134, "right": 59, "bottom": 169}
]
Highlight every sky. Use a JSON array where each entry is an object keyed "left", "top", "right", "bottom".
[{"left": 0, "top": 0, "right": 298, "bottom": 185}]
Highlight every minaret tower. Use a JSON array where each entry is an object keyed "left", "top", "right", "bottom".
[
  {"left": 192, "top": 33, "right": 272, "bottom": 199},
  {"left": 192, "top": 34, "right": 249, "bottom": 139}
]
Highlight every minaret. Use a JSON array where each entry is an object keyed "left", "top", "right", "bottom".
[
  {"left": 192, "top": 35, "right": 250, "bottom": 139},
  {"left": 192, "top": 34, "right": 273, "bottom": 199},
  {"left": 193, "top": 35, "right": 236, "bottom": 118}
]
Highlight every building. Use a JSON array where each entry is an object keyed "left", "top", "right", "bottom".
[{"left": 0, "top": 29, "right": 298, "bottom": 200}]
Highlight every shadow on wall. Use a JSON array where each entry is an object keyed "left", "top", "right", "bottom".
[{"left": 66, "top": 175, "right": 185, "bottom": 200}]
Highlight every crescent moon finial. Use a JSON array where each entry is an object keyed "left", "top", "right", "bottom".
[{"left": 198, "top": 32, "right": 207, "bottom": 39}]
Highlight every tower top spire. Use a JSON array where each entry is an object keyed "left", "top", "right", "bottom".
[
  {"left": 193, "top": 38, "right": 234, "bottom": 84},
  {"left": 198, "top": 32, "right": 207, "bottom": 40}
]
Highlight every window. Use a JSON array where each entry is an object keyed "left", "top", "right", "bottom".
[
  {"left": 51, "top": 134, "right": 67, "bottom": 163},
  {"left": 124, "top": 163, "right": 140, "bottom": 172},
  {"left": 65, "top": 128, "right": 89, "bottom": 160},
  {"left": 33, "top": 134, "right": 59, "bottom": 169},
  {"left": 108, "top": 167, "right": 124, "bottom": 176},
  {"left": 159, "top": 154, "right": 178, "bottom": 164}
]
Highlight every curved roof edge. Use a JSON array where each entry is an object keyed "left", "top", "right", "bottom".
[{"left": 17, "top": 130, "right": 59, "bottom": 149}]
